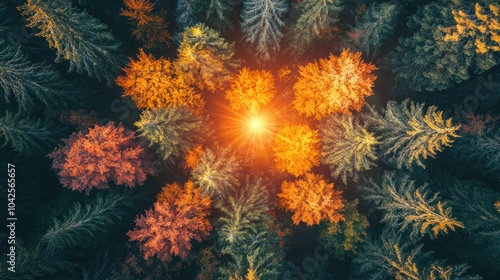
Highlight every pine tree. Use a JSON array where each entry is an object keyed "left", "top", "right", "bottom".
[
  {"left": 0, "top": 111, "right": 62, "bottom": 155},
  {"left": 287, "top": 0, "right": 343, "bottom": 59},
  {"left": 240, "top": 0, "right": 288, "bottom": 62},
  {"left": 134, "top": 106, "right": 212, "bottom": 163},
  {"left": 366, "top": 99, "right": 460, "bottom": 170},
  {"left": 354, "top": 229, "right": 480, "bottom": 280},
  {"left": 360, "top": 172, "right": 464, "bottom": 239},
  {"left": 319, "top": 114, "right": 379, "bottom": 183},
  {"left": 18, "top": 0, "right": 124, "bottom": 85},
  {"left": 344, "top": 2, "right": 400, "bottom": 56},
  {"left": 0, "top": 39, "right": 84, "bottom": 112},
  {"left": 176, "top": 0, "right": 197, "bottom": 32},
  {"left": 388, "top": 0, "right": 500, "bottom": 91},
  {"left": 176, "top": 23, "right": 239, "bottom": 93},
  {"left": 192, "top": 147, "right": 242, "bottom": 200},
  {"left": 319, "top": 199, "right": 369, "bottom": 259},
  {"left": 199, "top": 0, "right": 238, "bottom": 30}
]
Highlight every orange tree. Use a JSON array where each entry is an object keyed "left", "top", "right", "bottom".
[
  {"left": 272, "top": 124, "right": 320, "bottom": 177},
  {"left": 127, "top": 180, "right": 212, "bottom": 262},
  {"left": 293, "top": 50, "right": 377, "bottom": 119},
  {"left": 278, "top": 173, "right": 345, "bottom": 226},
  {"left": 225, "top": 68, "right": 276, "bottom": 113},
  {"left": 116, "top": 49, "right": 204, "bottom": 114}
]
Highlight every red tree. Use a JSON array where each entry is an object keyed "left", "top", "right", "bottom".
[
  {"left": 127, "top": 181, "right": 212, "bottom": 262},
  {"left": 48, "top": 122, "right": 155, "bottom": 194}
]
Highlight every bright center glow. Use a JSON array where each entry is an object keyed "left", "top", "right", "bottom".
[{"left": 249, "top": 117, "right": 264, "bottom": 132}]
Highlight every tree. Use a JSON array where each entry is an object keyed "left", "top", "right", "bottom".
[
  {"left": 360, "top": 172, "right": 464, "bottom": 239},
  {"left": 127, "top": 181, "right": 212, "bottom": 262},
  {"left": 176, "top": 0, "right": 197, "bottom": 32},
  {"left": 388, "top": 0, "right": 500, "bottom": 91},
  {"left": 272, "top": 124, "right": 320, "bottom": 177},
  {"left": 183, "top": 144, "right": 203, "bottom": 171},
  {"left": 0, "top": 111, "right": 62, "bottom": 155},
  {"left": 134, "top": 106, "right": 212, "bottom": 163},
  {"left": 116, "top": 49, "right": 205, "bottom": 113},
  {"left": 192, "top": 147, "right": 242, "bottom": 199},
  {"left": 319, "top": 114, "right": 379, "bottom": 183},
  {"left": 354, "top": 229, "right": 480, "bottom": 280},
  {"left": 240, "top": 0, "right": 288, "bottom": 62},
  {"left": 287, "top": 0, "right": 343, "bottom": 58},
  {"left": 319, "top": 199, "right": 369, "bottom": 259},
  {"left": 176, "top": 23, "right": 239, "bottom": 93},
  {"left": 120, "top": 0, "right": 172, "bottom": 50},
  {"left": 18, "top": 0, "right": 124, "bottom": 85},
  {"left": 344, "top": 2, "right": 400, "bottom": 56},
  {"left": 48, "top": 122, "right": 155, "bottom": 194},
  {"left": 199, "top": 0, "right": 238, "bottom": 30},
  {"left": 225, "top": 68, "right": 276, "bottom": 113},
  {"left": 0, "top": 39, "right": 83, "bottom": 112},
  {"left": 278, "top": 173, "right": 344, "bottom": 226},
  {"left": 293, "top": 50, "right": 377, "bottom": 119},
  {"left": 366, "top": 99, "right": 461, "bottom": 170}
]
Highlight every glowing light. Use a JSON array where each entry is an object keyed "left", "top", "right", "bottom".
[{"left": 248, "top": 116, "right": 265, "bottom": 133}]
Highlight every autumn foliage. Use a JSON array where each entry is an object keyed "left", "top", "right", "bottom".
[
  {"left": 278, "top": 173, "right": 345, "bottom": 226},
  {"left": 225, "top": 68, "right": 276, "bottom": 113},
  {"left": 293, "top": 50, "right": 377, "bottom": 119},
  {"left": 48, "top": 123, "right": 155, "bottom": 194},
  {"left": 127, "top": 180, "right": 212, "bottom": 262},
  {"left": 272, "top": 124, "right": 320, "bottom": 177},
  {"left": 116, "top": 49, "right": 204, "bottom": 114}
]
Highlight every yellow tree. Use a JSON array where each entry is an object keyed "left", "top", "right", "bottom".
[
  {"left": 116, "top": 49, "right": 204, "bottom": 114},
  {"left": 444, "top": 2, "right": 500, "bottom": 54},
  {"left": 225, "top": 68, "right": 276, "bottom": 113},
  {"left": 272, "top": 124, "right": 320, "bottom": 177},
  {"left": 293, "top": 50, "right": 377, "bottom": 119},
  {"left": 278, "top": 173, "right": 344, "bottom": 226}
]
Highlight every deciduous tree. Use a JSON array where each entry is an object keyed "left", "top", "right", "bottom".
[
  {"left": 278, "top": 173, "right": 344, "bottom": 226},
  {"left": 134, "top": 106, "right": 212, "bottom": 163},
  {"left": 272, "top": 124, "right": 320, "bottom": 177},
  {"left": 319, "top": 114, "right": 379, "bottom": 183},
  {"left": 127, "top": 181, "right": 212, "bottom": 262},
  {"left": 116, "top": 49, "right": 205, "bottom": 113},
  {"left": 19, "top": 0, "right": 124, "bottom": 85},
  {"left": 240, "top": 0, "right": 287, "bottom": 62},
  {"left": 293, "top": 50, "right": 377, "bottom": 119},
  {"left": 49, "top": 123, "right": 155, "bottom": 194},
  {"left": 225, "top": 68, "right": 276, "bottom": 113}
]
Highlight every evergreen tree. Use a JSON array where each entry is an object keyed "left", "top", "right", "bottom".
[
  {"left": 344, "top": 2, "right": 400, "bottom": 56},
  {"left": 19, "top": 0, "right": 124, "bottom": 85},
  {"left": 287, "top": 0, "right": 343, "bottom": 59},
  {"left": 388, "top": 0, "right": 500, "bottom": 91},
  {"left": 176, "top": 23, "right": 239, "bottom": 93},
  {"left": 366, "top": 99, "right": 460, "bottom": 170},
  {"left": 319, "top": 114, "right": 380, "bottom": 183},
  {"left": 360, "top": 172, "right": 464, "bottom": 239},
  {"left": 0, "top": 39, "right": 83, "bottom": 112},
  {"left": 0, "top": 111, "right": 62, "bottom": 155},
  {"left": 176, "top": 0, "right": 197, "bottom": 32},
  {"left": 192, "top": 147, "right": 242, "bottom": 200},
  {"left": 240, "top": 0, "right": 288, "bottom": 62},
  {"left": 354, "top": 229, "right": 480, "bottom": 280},
  {"left": 134, "top": 106, "right": 212, "bottom": 163},
  {"left": 199, "top": 0, "right": 238, "bottom": 30}
]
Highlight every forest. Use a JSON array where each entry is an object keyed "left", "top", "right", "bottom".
[{"left": 0, "top": 0, "right": 499, "bottom": 279}]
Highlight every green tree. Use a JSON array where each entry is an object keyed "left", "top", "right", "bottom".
[
  {"left": 0, "top": 39, "right": 83, "bottom": 112},
  {"left": 198, "top": 0, "right": 238, "bottom": 30},
  {"left": 176, "top": 0, "right": 197, "bottom": 31},
  {"left": 388, "top": 0, "right": 500, "bottom": 91},
  {"left": 319, "top": 114, "right": 380, "bottom": 183},
  {"left": 354, "top": 229, "right": 480, "bottom": 280},
  {"left": 319, "top": 199, "right": 369, "bottom": 259},
  {"left": 240, "top": 0, "right": 288, "bottom": 62},
  {"left": 176, "top": 23, "right": 239, "bottom": 92},
  {"left": 0, "top": 111, "right": 62, "bottom": 155},
  {"left": 360, "top": 172, "right": 464, "bottom": 239},
  {"left": 366, "top": 99, "right": 460, "bottom": 170},
  {"left": 287, "top": 0, "right": 343, "bottom": 59},
  {"left": 19, "top": 0, "right": 124, "bottom": 85},
  {"left": 134, "top": 106, "right": 212, "bottom": 163},
  {"left": 192, "top": 147, "right": 242, "bottom": 200},
  {"left": 344, "top": 2, "right": 400, "bottom": 56}
]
